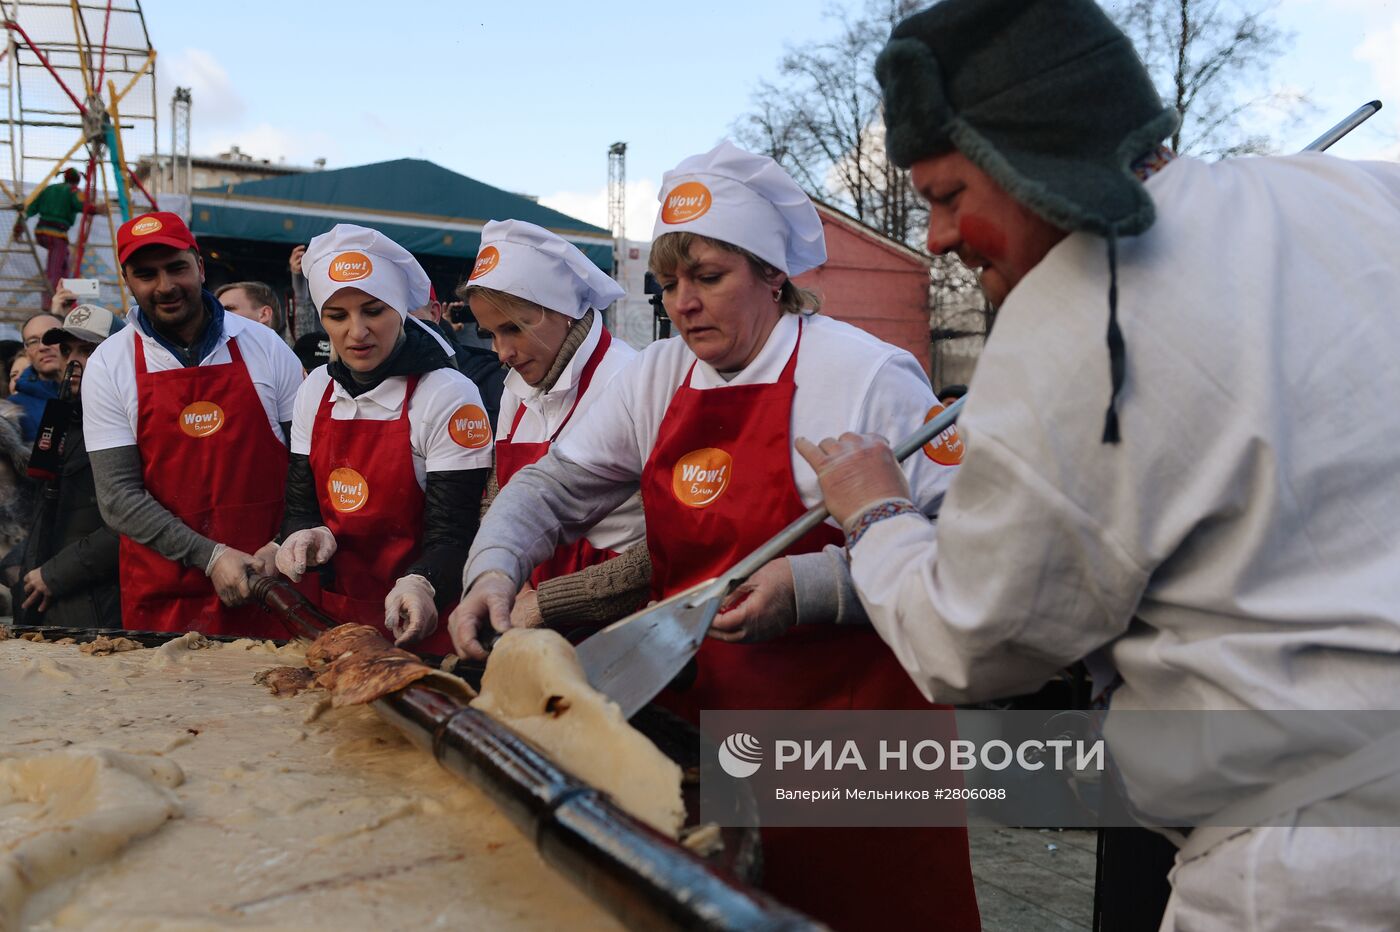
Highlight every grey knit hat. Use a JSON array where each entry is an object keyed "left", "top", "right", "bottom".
[
  {"left": 877, "top": 0, "right": 1177, "bottom": 235},
  {"left": 877, "top": 0, "right": 1180, "bottom": 440}
]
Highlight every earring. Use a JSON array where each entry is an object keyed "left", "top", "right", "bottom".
[{"left": 772, "top": 291, "right": 781, "bottom": 302}]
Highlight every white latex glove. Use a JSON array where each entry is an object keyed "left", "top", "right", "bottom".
[
  {"left": 385, "top": 574, "right": 438, "bottom": 646},
  {"left": 275, "top": 526, "right": 337, "bottom": 582},
  {"left": 252, "top": 541, "right": 281, "bottom": 577},
  {"left": 205, "top": 545, "right": 259, "bottom": 606},
  {"left": 448, "top": 571, "right": 517, "bottom": 660},
  {"left": 794, "top": 433, "right": 912, "bottom": 529},
  {"left": 709, "top": 557, "right": 798, "bottom": 643}
]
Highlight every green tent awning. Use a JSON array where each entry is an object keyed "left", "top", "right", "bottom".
[{"left": 190, "top": 158, "right": 613, "bottom": 269}]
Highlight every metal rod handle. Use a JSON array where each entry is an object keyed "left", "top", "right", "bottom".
[
  {"left": 377, "top": 686, "right": 820, "bottom": 930},
  {"left": 1304, "top": 100, "right": 1382, "bottom": 152}
]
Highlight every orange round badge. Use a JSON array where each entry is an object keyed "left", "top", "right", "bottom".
[
  {"left": 132, "top": 216, "right": 163, "bottom": 236},
  {"left": 448, "top": 404, "right": 492, "bottom": 449},
  {"left": 671, "top": 447, "right": 733, "bottom": 508},
  {"left": 469, "top": 245, "right": 500, "bottom": 280},
  {"left": 178, "top": 401, "right": 225, "bottom": 438},
  {"left": 922, "top": 403, "right": 965, "bottom": 466},
  {"left": 327, "top": 467, "right": 369, "bottom": 513},
  {"left": 328, "top": 251, "right": 373, "bottom": 282},
  {"left": 660, "top": 181, "right": 712, "bottom": 225}
]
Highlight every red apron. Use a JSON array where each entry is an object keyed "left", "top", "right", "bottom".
[
  {"left": 496, "top": 327, "right": 620, "bottom": 587},
  {"left": 308, "top": 375, "right": 454, "bottom": 656},
  {"left": 640, "top": 320, "right": 979, "bottom": 932},
  {"left": 121, "top": 336, "right": 287, "bottom": 638}
]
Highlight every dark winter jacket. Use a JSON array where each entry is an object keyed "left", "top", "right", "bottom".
[
  {"left": 20, "top": 412, "right": 121, "bottom": 628},
  {"left": 454, "top": 342, "right": 506, "bottom": 431},
  {"left": 281, "top": 321, "right": 488, "bottom": 609},
  {"left": 0, "top": 402, "right": 34, "bottom": 556},
  {"left": 12, "top": 366, "right": 59, "bottom": 442}
]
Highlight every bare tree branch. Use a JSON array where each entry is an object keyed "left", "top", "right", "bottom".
[
  {"left": 732, "top": 0, "right": 987, "bottom": 375},
  {"left": 1108, "top": 0, "right": 1300, "bottom": 158}
]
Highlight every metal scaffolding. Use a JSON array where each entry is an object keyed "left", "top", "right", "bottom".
[
  {"left": 1, "top": 0, "right": 159, "bottom": 322},
  {"left": 606, "top": 140, "right": 626, "bottom": 329},
  {"left": 168, "top": 84, "right": 188, "bottom": 197}
]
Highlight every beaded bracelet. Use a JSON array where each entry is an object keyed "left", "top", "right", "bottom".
[{"left": 844, "top": 498, "right": 921, "bottom": 549}]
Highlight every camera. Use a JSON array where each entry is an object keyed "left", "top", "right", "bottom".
[{"left": 644, "top": 272, "right": 670, "bottom": 340}]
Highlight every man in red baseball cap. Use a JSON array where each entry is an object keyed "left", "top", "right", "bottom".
[
  {"left": 81, "top": 210, "right": 303, "bottom": 637},
  {"left": 113, "top": 212, "right": 206, "bottom": 358},
  {"left": 115, "top": 210, "right": 198, "bottom": 262}
]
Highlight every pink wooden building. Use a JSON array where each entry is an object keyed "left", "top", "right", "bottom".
[{"left": 794, "top": 202, "right": 934, "bottom": 374}]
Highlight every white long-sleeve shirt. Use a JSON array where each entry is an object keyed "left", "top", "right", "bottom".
[
  {"left": 468, "top": 312, "right": 957, "bottom": 596},
  {"left": 848, "top": 154, "right": 1400, "bottom": 814},
  {"left": 496, "top": 320, "right": 642, "bottom": 554},
  {"left": 553, "top": 311, "right": 955, "bottom": 514},
  {"left": 290, "top": 366, "right": 494, "bottom": 487}
]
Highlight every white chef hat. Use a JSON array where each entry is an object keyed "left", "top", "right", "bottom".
[
  {"left": 466, "top": 219, "right": 624, "bottom": 320},
  {"left": 651, "top": 140, "right": 827, "bottom": 276},
  {"left": 303, "top": 223, "right": 453, "bottom": 355}
]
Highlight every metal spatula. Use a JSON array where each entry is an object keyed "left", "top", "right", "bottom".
[{"left": 576, "top": 397, "right": 965, "bottom": 717}]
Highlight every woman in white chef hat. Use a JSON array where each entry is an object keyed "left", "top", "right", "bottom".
[
  {"left": 450, "top": 142, "right": 976, "bottom": 930},
  {"left": 462, "top": 219, "right": 648, "bottom": 629},
  {"left": 274, "top": 223, "right": 494, "bottom": 655}
]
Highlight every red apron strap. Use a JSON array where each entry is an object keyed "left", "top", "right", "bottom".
[
  {"left": 777, "top": 317, "right": 803, "bottom": 384},
  {"left": 678, "top": 319, "right": 801, "bottom": 390},
  {"left": 133, "top": 331, "right": 148, "bottom": 375},
  {"left": 134, "top": 327, "right": 245, "bottom": 374},
  {"left": 312, "top": 377, "right": 336, "bottom": 451},
  {"left": 504, "top": 401, "right": 529, "bottom": 443},
  {"left": 316, "top": 377, "right": 336, "bottom": 413},
  {"left": 316, "top": 372, "right": 422, "bottom": 421},
  {"left": 549, "top": 326, "right": 612, "bottom": 441},
  {"left": 504, "top": 326, "right": 615, "bottom": 444},
  {"left": 399, "top": 374, "right": 421, "bottom": 420}
]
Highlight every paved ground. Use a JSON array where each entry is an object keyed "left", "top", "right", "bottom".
[{"left": 970, "top": 828, "right": 1096, "bottom": 930}]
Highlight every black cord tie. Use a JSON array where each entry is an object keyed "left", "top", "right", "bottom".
[{"left": 1102, "top": 230, "right": 1125, "bottom": 444}]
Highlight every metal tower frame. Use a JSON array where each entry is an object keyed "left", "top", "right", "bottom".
[
  {"left": 169, "top": 84, "right": 189, "bottom": 197},
  {"left": 607, "top": 141, "right": 626, "bottom": 303}
]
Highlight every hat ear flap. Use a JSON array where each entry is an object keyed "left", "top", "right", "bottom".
[{"left": 877, "top": 37, "right": 955, "bottom": 170}]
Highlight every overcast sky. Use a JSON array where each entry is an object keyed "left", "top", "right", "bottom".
[{"left": 139, "top": 0, "right": 1400, "bottom": 239}]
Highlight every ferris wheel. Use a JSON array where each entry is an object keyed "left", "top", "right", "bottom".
[{"left": 1, "top": 0, "right": 159, "bottom": 322}]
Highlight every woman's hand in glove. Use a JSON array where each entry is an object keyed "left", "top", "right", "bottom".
[
  {"left": 385, "top": 574, "right": 437, "bottom": 646},
  {"left": 275, "top": 526, "right": 337, "bottom": 582}
]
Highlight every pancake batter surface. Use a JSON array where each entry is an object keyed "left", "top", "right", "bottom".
[{"left": 0, "top": 635, "right": 621, "bottom": 931}]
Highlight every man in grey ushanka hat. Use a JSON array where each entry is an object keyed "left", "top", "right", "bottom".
[
  {"left": 879, "top": 0, "right": 1178, "bottom": 442},
  {"left": 795, "top": 1, "right": 1400, "bottom": 928}
]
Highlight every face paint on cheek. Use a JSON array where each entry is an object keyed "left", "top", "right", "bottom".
[{"left": 958, "top": 215, "right": 1008, "bottom": 262}]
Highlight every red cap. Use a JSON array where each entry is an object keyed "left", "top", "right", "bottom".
[{"left": 117, "top": 211, "right": 199, "bottom": 264}]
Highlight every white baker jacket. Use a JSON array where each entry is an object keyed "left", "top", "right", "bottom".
[
  {"left": 847, "top": 154, "right": 1400, "bottom": 835},
  {"left": 496, "top": 321, "right": 644, "bottom": 554},
  {"left": 290, "top": 366, "right": 495, "bottom": 483},
  {"left": 554, "top": 311, "right": 957, "bottom": 520}
]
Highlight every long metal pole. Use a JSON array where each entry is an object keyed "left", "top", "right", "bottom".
[
  {"left": 378, "top": 687, "right": 820, "bottom": 932},
  {"left": 1304, "top": 100, "right": 1383, "bottom": 152},
  {"left": 720, "top": 396, "right": 964, "bottom": 591},
  {"left": 249, "top": 578, "right": 818, "bottom": 931}
]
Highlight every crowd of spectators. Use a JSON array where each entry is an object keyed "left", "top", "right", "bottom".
[{"left": 0, "top": 242, "right": 506, "bottom": 621}]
